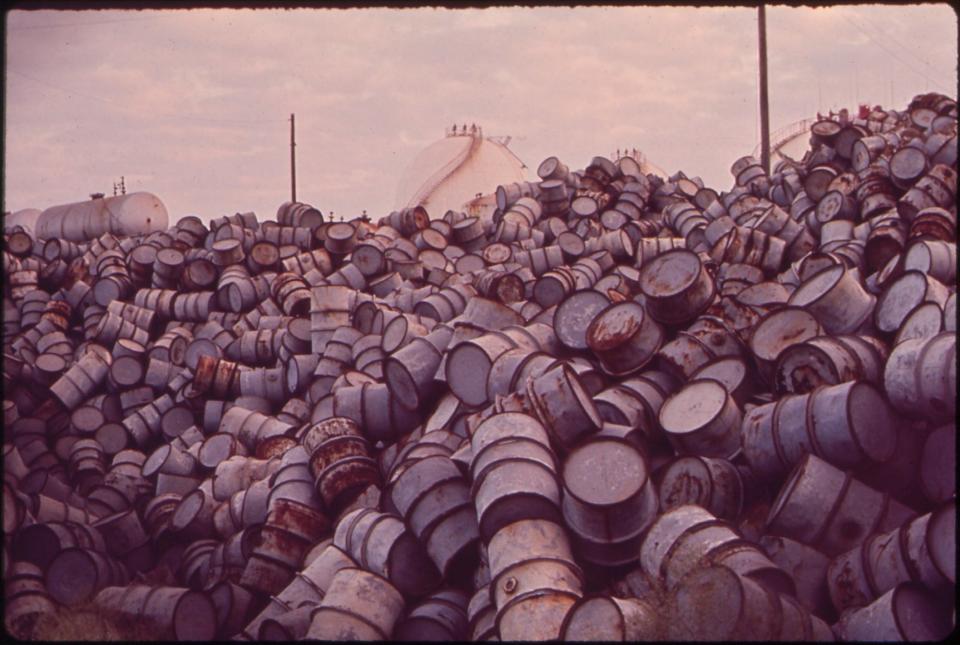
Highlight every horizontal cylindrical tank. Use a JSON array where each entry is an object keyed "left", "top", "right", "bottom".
[
  {"left": 4, "top": 208, "right": 42, "bottom": 234},
  {"left": 35, "top": 192, "right": 169, "bottom": 242}
]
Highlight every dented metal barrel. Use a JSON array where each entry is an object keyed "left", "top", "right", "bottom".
[{"left": 560, "top": 436, "right": 657, "bottom": 566}]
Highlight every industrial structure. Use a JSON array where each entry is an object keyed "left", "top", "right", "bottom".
[
  {"left": 394, "top": 125, "right": 668, "bottom": 221},
  {"left": 393, "top": 124, "right": 528, "bottom": 220},
  {"left": 3, "top": 208, "right": 42, "bottom": 235},
  {"left": 32, "top": 192, "right": 169, "bottom": 242}
]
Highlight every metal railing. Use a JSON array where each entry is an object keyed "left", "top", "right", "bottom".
[
  {"left": 753, "top": 117, "right": 815, "bottom": 158},
  {"left": 446, "top": 125, "right": 483, "bottom": 138}
]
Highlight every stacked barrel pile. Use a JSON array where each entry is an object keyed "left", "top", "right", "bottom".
[{"left": 3, "top": 91, "right": 956, "bottom": 641}]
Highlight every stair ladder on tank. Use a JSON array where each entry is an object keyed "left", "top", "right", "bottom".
[{"left": 408, "top": 132, "right": 484, "bottom": 211}]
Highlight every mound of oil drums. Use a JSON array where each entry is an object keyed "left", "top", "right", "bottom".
[{"left": 3, "top": 91, "right": 956, "bottom": 641}]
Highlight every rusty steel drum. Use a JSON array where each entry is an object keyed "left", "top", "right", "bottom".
[
  {"left": 638, "top": 249, "right": 716, "bottom": 325},
  {"left": 559, "top": 594, "right": 659, "bottom": 641},
  {"left": 585, "top": 301, "right": 664, "bottom": 376},
  {"left": 44, "top": 546, "right": 130, "bottom": 606},
  {"left": 919, "top": 424, "right": 955, "bottom": 504},
  {"left": 765, "top": 453, "right": 917, "bottom": 557},
  {"left": 487, "top": 518, "right": 583, "bottom": 641},
  {"left": 388, "top": 453, "right": 479, "bottom": 579},
  {"left": 666, "top": 564, "right": 781, "bottom": 641},
  {"left": 551, "top": 289, "right": 610, "bottom": 352},
  {"left": 776, "top": 331, "right": 884, "bottom": 391},
  {"left": 658, "top": 455, "right": 744, "bottom": 520},
  {"left": 92, "top": 583, "right": 217, "bottom": 640},
  {"left": 748, "top": 306, "right": 823, "bottom": 384},
  {"left": 758, "top": 534, "right": 832, "bottom": 617},
  {"left": 333, "top": 507, "right": 441, "bottom": 598},
  {"left": 826, "top": 502, "right": 954, "bottom": 613},
  {"left": 560, "top": 437, "right": 657, "bottom": 566},
  {"left": 883, "top": 331, "right": 956, "bottom": 422},
  {"left": 741, "top": 381, "right": 897, "bottom": 481},
  {"left": 639, "top": 504, "right": 793, "bottom": 595},
  {"left": 303, "top": 416, "right": 379, "bottom": 513},
  {"left": 306, "top": 568, "right": 405, "bottom": 641},
  {"left": 469, "top": 412, "right": 561, "bottom": 542},
  {"left": 804, "top": 259, "right": 879, "bottom": 321},
  {"left": 12, "top": 519, "right": 106, "bottom": 570},
  {"left": 659, "top": 379, "right": 742, "bottom": 459},
  {"left": 833, "top": 583, "right": 952, "bottom": 641},
  {"left": 4, "top": 561, "right": 58, "bottom": 634},
  {"left": 393, "top": 588, "right": 469, "bottom": 641},
  {"left": 298, "top": 543, "right": 356, "bottom": 596},
  {"left": 525, "top": 363, "right": 603, "bottom": 451}
]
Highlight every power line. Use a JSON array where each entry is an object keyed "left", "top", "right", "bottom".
[
  {"left": 10, "top": 68, "right": 123, "bottom": 108},
  {"left": 837, "top": 13, "right": 952, "bottom": 95},
  {"left": 7, "top": 15, "right": 173, "bottom": 31},
  {"left": 7, "top": 69, "right": 284, "bottom": 125},
  {"left": 853, "top": 10, "right": 946, "bottom": 76}
]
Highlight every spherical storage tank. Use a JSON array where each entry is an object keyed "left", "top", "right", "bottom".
[
  {"left": 394, "top": 125, "right": 528, "bottom": 219},
  {"left": 35, "top": 192, "right": 169, "bottom": 242}
]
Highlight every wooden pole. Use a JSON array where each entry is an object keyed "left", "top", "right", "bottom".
[
  {"left": 290, "top": 113, "right": 297, "bottom": 202},
  {"left": 758, "top": 5, "right": 771, "bottom": 175}
]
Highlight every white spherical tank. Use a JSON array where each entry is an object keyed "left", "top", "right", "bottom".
[
  {"left": 35, "top": 192, "right": 169, "bottom": 242},
  {"left": 3, "top": 208, "right": 42, "bottom": 234},
  {"left": 395, "top": 126, "right": 527, "bottom": 219}
]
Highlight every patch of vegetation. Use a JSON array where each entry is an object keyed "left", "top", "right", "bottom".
[{"left": 18, "top": 601, "right": 166, "bottom": 642}]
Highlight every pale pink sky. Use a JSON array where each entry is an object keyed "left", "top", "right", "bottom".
[{"left": 5, "top": 5, "right": 957, "bottom": 223}]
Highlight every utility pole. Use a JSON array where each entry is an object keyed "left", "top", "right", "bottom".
[
  {"left": 290, "top": 113, "right": 297, "bottom": 203},
  {"left": 758, "top": 4, "right": 771, "bottom": 175}
]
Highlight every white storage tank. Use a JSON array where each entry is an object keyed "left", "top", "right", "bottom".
[
  {"left": 35, "top": 192, "right": 169, "bottom": 242},
  {"left": 394, "top": 124, "right": 528, "bottom": 219},
  {"left": 3, "top": 208, "right": 42, "bottom": 235}
]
